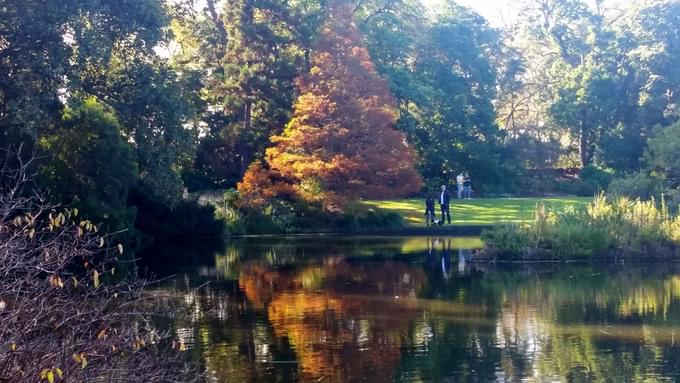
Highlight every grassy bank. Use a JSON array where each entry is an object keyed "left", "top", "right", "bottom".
[
  {"left": 201, "top": 192, "right": 592, "bottom": 235},
  {"left": 481, "top": 195, "right": 680, "bottom": 261},
  {"left": 359, "top": 197, "right": 591, "bottom": 226}
]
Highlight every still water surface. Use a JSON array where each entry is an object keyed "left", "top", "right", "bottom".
[{"left": 145, "top": 236, "right": 680, "bottom": 382}]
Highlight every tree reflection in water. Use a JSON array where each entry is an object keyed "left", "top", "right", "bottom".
[
  {"left": 146, "top": 237, "right": 680, "bottom": 382},
  {"left": 242, "top": 258, "right": 425, "bottom": 382}
]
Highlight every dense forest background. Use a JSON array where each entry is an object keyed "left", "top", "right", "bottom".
[{"left": 2, "top": 0, "right": 680, "bottom": 239}]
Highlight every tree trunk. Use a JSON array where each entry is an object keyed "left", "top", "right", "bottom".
[
  {"left": 579, "top": 110, "right": 590, "bottom": 168},
  {"left": 206, "top": 0, "right": 228, "bottom": 50},
  {"left": 239, "top": 101, "right": 252, "bottom": 173}
]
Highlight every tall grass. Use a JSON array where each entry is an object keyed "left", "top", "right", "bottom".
[{"left": 482, "top": 194, "right": 680, "bottom": 260}]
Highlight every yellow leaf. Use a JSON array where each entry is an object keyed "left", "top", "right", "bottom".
[
  {"left": 81, "top": 355, "right": 87, "bottom": 369},
  {"left": 98, "top": 237, "right": 105, "bottom": 248},
  {"left": 46, "top": 370, "right": 54, "bottom": 383},
  {"left": 77, "top": 227, "right": 83, "bottom": 237},
  {"left": 40, "top": 368, "right": 50, "bottom": 379},
  {"left": 10, "top": 343, "right": 16, "bottom": 351},
  {"left": 55, "top": 368, "right": 63, "bottom": 378},
  {"left": 72, "top": 277, "right": 79, "bottom": 287},
  {"left": 73, "top": 208, "right": 78, "bottom": 217},
  {"left": 117, "top": 244, "right": 124, "bottom": 255},
  {"left": 111, "top": 267, "right": 115, "bottom": 276},
  {"left": 93, "top": 270, "right": 100, "bottom": 289},
  {"left": 49, "top": 275, "right": 63, "bottom": 289},
  {"left": 72, "top": 353, "right": 81, "bottom": 364},
  {"left": 28, "top": 228, "right": 35, "bottom": 239}
]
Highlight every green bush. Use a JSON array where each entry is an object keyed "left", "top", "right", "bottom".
[
  {"left": 38, "top": 98, "right": 138, "bottom": 233},
  {"left": 554, "top": 178, "right": 596, "bottom": 196},
  {"left": 665, "top": 188, "right": 680, "bottom": 213},
  {"left": 607, "top": 172, "right": 660, "bottom": 200},
  {"left": 645, "top": 121, "right": 680, "bottom": 188},
  {"left": 481, "top": 224, "right": 529, "bottom": 256},
  {"left": 580, "top": 165, "right": 614, "bottom": 191},
  {"left": 335, "top": 205, "right": 405, "bottom": 232},
  {"left": 207, "top": 191, "right": 406, "bottom": 235},
  {"left": 130, "top": 187, "right": 225, "bottom": 241}
]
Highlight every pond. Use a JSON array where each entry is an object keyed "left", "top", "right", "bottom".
[{"left": 143, "top": 236, "right": 680, "bottom": 382}]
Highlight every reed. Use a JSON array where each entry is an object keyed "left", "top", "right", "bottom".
[{"left": 482, "top": 194, "right": 680, "bottom": 260}]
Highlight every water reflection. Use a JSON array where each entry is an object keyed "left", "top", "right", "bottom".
[{"left": 145, "top": 236, "right": 680, "bottom": 382}]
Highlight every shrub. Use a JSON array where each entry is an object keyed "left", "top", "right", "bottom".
[
  {"left": 0, "top": 157, "right": 195, "bottom": 382},
  {"left": 131, "top": 186, "right": 225, "bottom": 241},
  {"left": 208, "top": 190, "right": 405, "bottom": 235},
  {"left": 607, "top": 172, "right": 660, "bottom": 200},
  {"left": 665, "top": 188, "right": 680, "bottom": 214},
  {"left": 645, "top": 121, "right": 680, "bottom": 188},
  {"left": 580, "top": 165, "right": 614, "bottom": 191},
  {"left": 481, "top": 224, "right": 529, "bottom": 256},
  {"left": 335, "top": 204, "right": 405, "bottom": 232}
]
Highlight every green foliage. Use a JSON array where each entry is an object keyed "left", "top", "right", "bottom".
[
  {"left": 607, "top": 172, "right": 660, "bottom": 200},
  {"left": 482, "top": 195, "right": 680, "bottom": 260},
  {"left": 130, "top": 188, "right": 225, "bottom": 241},
  {"left": 98, "top": 59, "right": 198, "bottom": 207},
  {"left": 403, "top": 6, "right": 516, "bottom": 193},
  {"left": 206, "top": 192, "right": 405, "bottom": 235},
  {"left": 38, "top": 98, "right": 138, "bottom": 230},
  {"left": 579, "top": 165, "right": 614, "bottom": 191},
  {"left": 328, "top": 204, "right": 406, "bottom": 233},
  {"left": 644, "top": 121, "right": 680, "bottom": 188},
  {"left": 1, "top": 0, "right": 199, "bottom": 237},
  {"left": 172, "top": 0, "right": 308, "bottom": 189}
]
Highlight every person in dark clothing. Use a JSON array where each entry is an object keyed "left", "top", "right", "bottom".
[
  {"left": 425, "top": 194, "right": 436, "bottom": 225},
  {"left": 439, "top": 185, "right": 451, "bottom": 224}
]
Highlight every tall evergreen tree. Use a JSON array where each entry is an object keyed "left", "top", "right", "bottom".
[{"left": 239, "top": 0, "right": 421, "bottom": 209}]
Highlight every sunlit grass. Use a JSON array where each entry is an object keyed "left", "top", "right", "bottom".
[
  {"left": 399, "top": 236, "right": 484, "bottom": 252},
  {"left": 359, "top": 197, "right": 592, "bottom": 226}
]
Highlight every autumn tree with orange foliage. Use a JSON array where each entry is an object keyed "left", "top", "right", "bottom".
[{"left": 238, "top": 0, "right": 421, "bottom": 210}]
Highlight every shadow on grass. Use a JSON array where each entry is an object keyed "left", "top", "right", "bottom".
[{"left": 360, "top": 197, "right": 591, "bottom": 226}]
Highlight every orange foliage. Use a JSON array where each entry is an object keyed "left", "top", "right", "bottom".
[
  {"left": 238, "top": 0, "right": 421, "bottom": 209},
  {"left": 238, "top": 257, "right": 427, "bottom": 382}
]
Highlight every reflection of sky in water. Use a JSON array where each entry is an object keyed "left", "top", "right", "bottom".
[{"left": 147, "top": 236, "right": 680, "bottom": 382}]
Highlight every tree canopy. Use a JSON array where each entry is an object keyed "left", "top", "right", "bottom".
[{"left": 238, "top": 0, "right": 422, "bottom": 210}]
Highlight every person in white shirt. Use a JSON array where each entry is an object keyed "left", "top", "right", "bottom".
[{"left": 456, "top": 173, "right": 464, "bottom": 199}]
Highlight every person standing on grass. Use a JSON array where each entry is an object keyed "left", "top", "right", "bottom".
[
  {"left": 439, "top": 185, "right": 451, "bottom": 224},
  {"left": 456, "top": 172, "right": 465, "bottom": 199},
  {"left": 425, "top": 194, "right": 436, "bottom": 225},
  {"left": 463, "top": 173, "right": 472, "bottom": 199}
]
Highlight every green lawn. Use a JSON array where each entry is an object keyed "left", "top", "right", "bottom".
[{"left": 359, "top": 197, "right": 592, "bottom": 226}]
